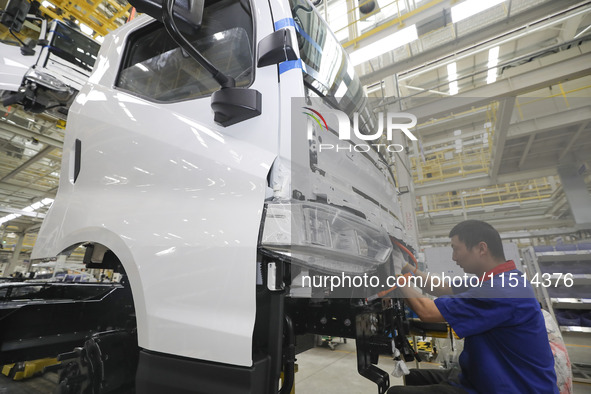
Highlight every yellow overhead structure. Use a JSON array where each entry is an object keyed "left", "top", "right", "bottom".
[
  {"left": 0, "top": 16, "right": 43, "bottom": 42},
  {"left": 416, "top": 177, "right": 555, "bottom": 215},
  {"left": 40, "top": 0, "right": 132, "bottom": 38},
  {"left": 411, "top": 103, "right": 496, "bottom": 185},
  {"left": 341, "top": 0, "right": 447, "bottom": 49},
  {"left": 409, "top": 82, "right": 591, "bottom": 216}
]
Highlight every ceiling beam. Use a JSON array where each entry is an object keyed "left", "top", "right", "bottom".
[
  {"left": 489, "top": 97, "right": 516, "bottom": 182},
  {"left": 417, "top": 111, "right": 486, "bottom": 136},
  {"left": 0, "top": 121, "right": 63, "bottom": 148},
  {"left": 419, "top": 217, "right": 574, "bottom": 238},
  {"left": 518, "top": 134, "right": 535, "bottom": 168},
  {"left": 391, "top": 50, "right": 591, "bottom": 122},
  {"left": 559, "top": 13, "right": 584, "bottom": 41},
  {"left": 343, "top": 0, "right": 453, "bottom": 50},
  {"left": 558, "top": 121, "right": 589, "bottom": 161},
  {"left": 418, "top": 203, "right": 555, "bottom": 222},
  {"left": 0, "top": 181, "right": 57, "bottom": 198},
  {"left": 546, "top": 195, "right": 568, "bottom": 216},
  {"left": 0, "top": 207, "right": 46, "bottom": 219},
  {"left": 0, "top": 145, "right": 56, "bottom": 183},
  {"left": 422, "top": 226, "right": 584, "bottom": 243},
  {"left": 414, "top": 167, "right": 558, "bottom": 196},
  {"left": 507, "top": 105, "right": 591, "bottom": 140},
  {"left": 359, "top": 0, "right": 586, "bottom": 85}
]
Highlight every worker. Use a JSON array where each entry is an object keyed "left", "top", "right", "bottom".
[{"left": 389, "top": 220, "right": 558, "bottom": 393}]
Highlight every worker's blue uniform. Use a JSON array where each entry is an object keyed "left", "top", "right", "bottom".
[{"left": 434, "top": 260, "right": 558, "bottom": 394}]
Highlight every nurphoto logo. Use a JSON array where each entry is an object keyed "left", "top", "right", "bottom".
[{"left": 302, "top": 107, "right": 418, "bottom": 153}]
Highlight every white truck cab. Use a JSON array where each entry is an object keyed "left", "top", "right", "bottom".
[
  {"left": 1, "top": 0, "right": 420, "bottom": 392},
  {"left": 0, "top": 0, "right": 100, "bottom": 118}
]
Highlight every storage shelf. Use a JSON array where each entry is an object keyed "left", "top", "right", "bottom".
[
  {"left": 537, "top": 253, "right": 591, "bottom": 263},
  {"left": 551, "top": 298, "right": 591, "bottom": 309},
  {"left": 546, "top": 274, "right": 591, "bottom": 285},
  {"left": 572, "top": 362, "right": 591, "bottom": 384},
  {"left": 523, "top": 247, "right": 591, "bottom": 372},
  {"left": 560, "top": 326, "right": 591, "bottom": 333}
]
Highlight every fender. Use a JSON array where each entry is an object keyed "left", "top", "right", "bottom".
[{"left": 35, "top": 227, "right": 149, "bottom": 347}]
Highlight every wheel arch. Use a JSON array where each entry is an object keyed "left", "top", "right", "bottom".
[{"left": 50, "top": 226, "right": 149, "bottom": 348}]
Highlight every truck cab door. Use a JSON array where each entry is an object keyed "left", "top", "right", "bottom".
[{"left": 44, "top": 0, "right": 280, "bottom": 369}]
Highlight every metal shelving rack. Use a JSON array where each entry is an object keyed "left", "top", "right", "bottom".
[{"left": 522, "top": 246, "right": 591, "bottom": 384}]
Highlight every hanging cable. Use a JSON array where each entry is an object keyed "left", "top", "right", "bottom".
[{"left": 392, "top": 238, "right": 418, "bottom": 274}]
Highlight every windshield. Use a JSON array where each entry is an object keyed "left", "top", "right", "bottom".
[{"left": 48, "top": 21, "right": 100, "bottom": 72}]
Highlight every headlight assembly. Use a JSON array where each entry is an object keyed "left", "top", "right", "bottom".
[{"left": 260, "top": 201, "right": 393, "bottom": 274}]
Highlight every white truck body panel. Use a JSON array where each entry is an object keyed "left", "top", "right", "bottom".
[
  {"left": 37, "top": 21, "right": 99, "bottom": 90},
  {"left": 0, "top": 43, "right": 36, "bottom": 91},
  {"left": 32, "top": 0, "right": 412, "bottom": 373},
  {"left": 0, "top": 19, "right": 99, "bottom": 116},
  {"left": 33, "top": 6, "right": 280, "bottom": 366}
]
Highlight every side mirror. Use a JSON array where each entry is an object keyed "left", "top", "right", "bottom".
[
  {"left": 211, "top": 88, "right": 262, "bottom": 127},
  {"left": 20, "top": 39, "right": 36, "bottom": 56},
  {"left": 257, "top": 28, "right": 298, "bottom": 68},
  {"left": 128, "top": 0, "right": 204, "bottom": 35}
]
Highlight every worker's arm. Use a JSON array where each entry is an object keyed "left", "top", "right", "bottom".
[
  {"left": 401, "top": 264, "right": 454, "bottom": 297},
  {"left": 397, "top": 282, "right": 446, "bottom": 323}
]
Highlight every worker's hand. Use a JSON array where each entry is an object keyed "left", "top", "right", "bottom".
[
  {"left": 401, "top": 262, "right": 417, "bottom": 275},
  {"left": 395, "top": 272, "right": 414, "bottom": 288}
]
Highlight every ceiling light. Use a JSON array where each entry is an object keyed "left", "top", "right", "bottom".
[
  {"left": 488, "top": 46, "right": 500, "bottom": 64},
  {"left": 30, "top": 201, "right": 44, "bottom": 210},
  {"left": 447, "top": 62, "right": 458, "bottom": 95},
  {"left": 487, "top": 46, "right": 499, "bottom": 84},
  {"left": 349, "top": 24, "right": 418, "bottom": 66},
  {"left": 0, "top": 214, "right": 21, "bottom": 226},
  {"left": 449, "top": 81, "right": 458, "bottom": 95},
  {"left": 447, "top": 62, "right": 457, "bottom": 80},
  {"left": 451, "top": 0, "right": 506, "bottom": 24},
  {"left": 486, "top": 70, "right": 497, "bottom": 84}
]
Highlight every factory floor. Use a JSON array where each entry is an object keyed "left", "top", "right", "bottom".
[
  {"left": 295, "top": 338, "right": 417, "bottom": 393},
  {"left": 296, "top": 339, "right": 591, "bottom": 393},
  {"left": 1, "top": 339, "right": 591, "bottom": 393}
]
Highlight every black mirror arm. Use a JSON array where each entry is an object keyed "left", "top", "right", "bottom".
[{"left": 162, "top": 0, "right": 235, "bottom": 88}]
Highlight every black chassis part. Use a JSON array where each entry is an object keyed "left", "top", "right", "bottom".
[
  {"left": 135, "top": 350, "right": 271, "bottom": 394},
  {"left": 1, "top": 80, "right": 75, "bottom": 116},
  {"left": 52, "top": 328, "right": 139, "bottom": 394},
  {"left": 0, "top": 283, "right": 136, "bottom": 364},
  {"left": 285, "top": 297, "right": 415, "bottom": 394},
  {"left": 123, "top": 264, "right": 289, "bottom": 394}
]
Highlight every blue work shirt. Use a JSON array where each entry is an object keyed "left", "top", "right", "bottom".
[{"left": 434, "top": 261, "right": 558, "bottom": 394}]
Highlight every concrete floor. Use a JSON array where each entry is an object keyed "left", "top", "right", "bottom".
[
  {"left": 295, "top": 340, "right": 591, "bottom": 394},
  {"left": 0, "top": 371, "right": 58, "bottom": 393},
  {"left": 295, "top": 339, "right": 412, "bottom": 393},
  {"left": 2, "top": 340, "right": 591, "bottom": 393}
]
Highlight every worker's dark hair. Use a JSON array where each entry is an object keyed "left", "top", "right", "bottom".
[{"left": 449, "top": 220, "right": 506, "bottom": 261}]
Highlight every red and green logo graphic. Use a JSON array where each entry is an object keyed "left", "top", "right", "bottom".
[{"left": 302, "top": 107, "right": 328, "bottom": 132}]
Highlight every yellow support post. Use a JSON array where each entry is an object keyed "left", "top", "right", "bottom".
[{"left": 279, "top": 364, "right": 298, "bottom": 394}]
